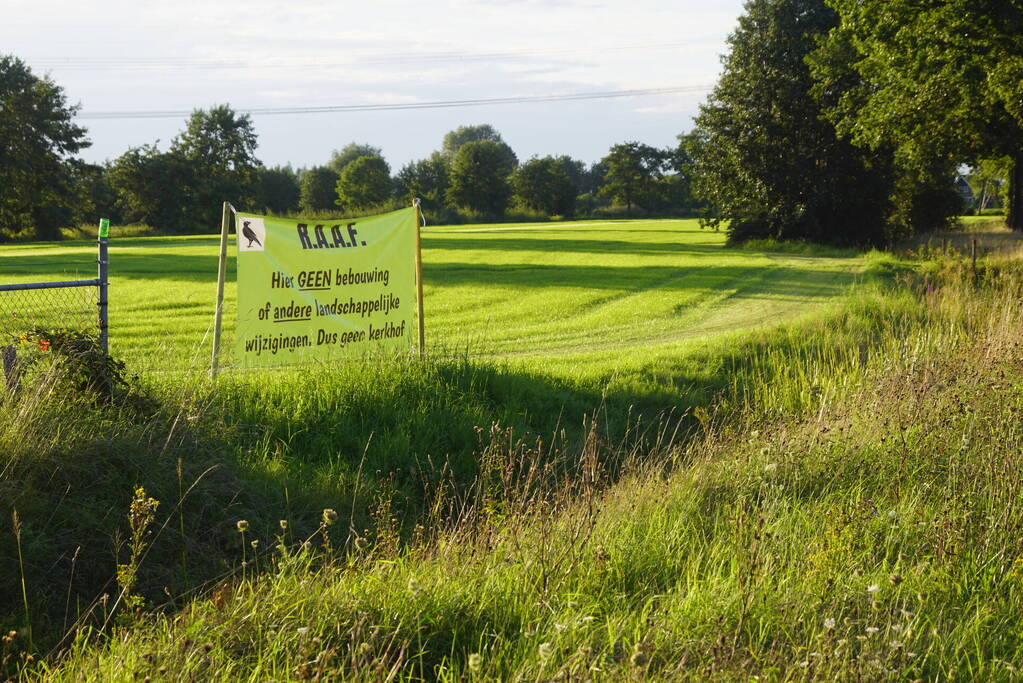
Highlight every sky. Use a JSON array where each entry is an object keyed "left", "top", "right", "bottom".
[{"left": 3, "top": 0, "right": 746, "bottom": 171}]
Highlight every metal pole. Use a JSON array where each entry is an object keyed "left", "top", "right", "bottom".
[
  {"left": 211, "top": 202, "right": 231, "bottom": 377},
  {"left": 97, "top": 218, "right": 110, "bottom": 354},
  {"left": 413, "top": 199, "right": 426, "bottom": 356}
]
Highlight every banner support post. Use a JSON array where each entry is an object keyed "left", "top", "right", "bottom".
[
  {"left": 211, "top": 201, "right": 231, "bottom": 377},
  {"left": 97, "top": 218, "right": 110, "bottom": 354},
  {"left": 413, "top": 198, "right": 426, "bottom": 356}
]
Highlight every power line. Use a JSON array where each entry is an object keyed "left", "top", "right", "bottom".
[{"left": 76, "top": 85, "right": 713, "bottom": 120}]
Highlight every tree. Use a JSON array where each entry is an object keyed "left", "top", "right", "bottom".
[
  {"left": 328, "top": 142, "right": 383, "bottom": 174},
  {"left": 395, "top": 153, "right": 449, "bottom": 207},
  {"left": 599, "top": 142, "right": 666, "bottom": 214},
  {"left": 254, "top": 166, "right": 300, "bottom": 214},
  {"left": 335, "top": 155, "right": 391, "bottom": 211},
  {"left": 299, "top": 167, "right": 340, "bottom": 213},
  {"left": 108, "top": 144, "right": 193, "bottom": 230},
  {"left": 816, "top": 0, "right": 1023, "bottom": 230},
  {"left": 170, "top": 105, "right": 260, "bottom": 230},
  {"left": 582, "top": 161, "right": 608, "bottom": 195},
  {"left": 688, "top": 0, "right": 894, "bottom": 246},
  {"left": 966, "top": 158, "right": 1010, "bottom": 212},
  {"left": 70, "top": 161, "right": 120, "bottom": 227},
  {"left": 0, "top": 55, "right": 90, "bottom": 239},
  {"left": 442, "top": 124, "right": 510, "bottom": 160},
  {"left": 659, "top": 133, "right": 701, "bottom": 215},
  {"left": 446, "top": 140, "right": 515, "bottom": 215},
  {"left": 556, "top": 156, "right": 588, "bottom": 195},
  {"left": 512, "top": 156, "right": 577, "bottom": 217}
]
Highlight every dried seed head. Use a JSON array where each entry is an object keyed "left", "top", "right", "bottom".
[
  {"left": 322, "top": 509, "right": 338, "bottom": 525},
  {"left": 236, "top": 520, "right": 249, "bottom": 532}
]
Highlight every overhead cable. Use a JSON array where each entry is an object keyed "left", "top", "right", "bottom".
[{"left": 76, "top": 85, "right": 712, "bottom": 120}]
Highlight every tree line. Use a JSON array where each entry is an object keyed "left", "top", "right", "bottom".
[
  {"left": 685, "top": 0, "right": 1021, "bottom": 246},
  {"left": 0, "top": 55, "right": 700, "bottom": 239},
  {"left": 3, "top": 0, "right": 1021, "bottom": 247}
]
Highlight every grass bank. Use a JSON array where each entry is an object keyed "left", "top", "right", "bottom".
[
  {"left": 0, "top": 235, "right": 1017, "bottom": 678},
  {"left": 22, "top": 239, "right": 1023, "bottom": 680}
]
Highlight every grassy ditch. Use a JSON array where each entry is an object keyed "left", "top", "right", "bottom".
[{"left": 2, "top": 240, "right": 1020, "bottom": 679}]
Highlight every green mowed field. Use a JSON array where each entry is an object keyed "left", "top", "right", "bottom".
[{"left": 0, "top": 219, "right": 864, "bottom": 379}]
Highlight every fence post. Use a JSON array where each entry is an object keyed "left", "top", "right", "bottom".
[
  {"left": 413, "top": 198, "right": 425, "bottom": 356},
  {"left": 97, "top": 218, "right": 110, "bottom": 354},
  {"left": 2, "top": 345, "right": 17, "bottom": 395},
  {"left": 211, "top": 202, "right": 231, "bottom": 377}
]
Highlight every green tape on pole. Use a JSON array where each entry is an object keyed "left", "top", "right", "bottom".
[{"left": 98, "top": 218, "right": 110, "bottom": 238}]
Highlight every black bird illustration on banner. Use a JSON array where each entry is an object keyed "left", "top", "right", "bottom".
[{"left": 242, "top": 220, "right": 262, "bottom": 248}]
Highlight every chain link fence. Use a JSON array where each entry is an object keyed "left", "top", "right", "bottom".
[
  {"left": 0, "top": 284, "right": 100, "bottom": 342},
  {"left": 0, "top": 237, "right": 108, "bottom": 389}
]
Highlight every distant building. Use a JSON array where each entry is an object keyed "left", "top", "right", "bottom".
[
  {"left": 953, "top": 175, "right": 974, "bottom": 205},
  {"left": 958, "top": 173, "right": 1005, "bottom": 211}
]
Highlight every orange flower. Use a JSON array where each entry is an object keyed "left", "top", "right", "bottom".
[{"left": 38, "top": 339, "right": 50, "bottom": 352}]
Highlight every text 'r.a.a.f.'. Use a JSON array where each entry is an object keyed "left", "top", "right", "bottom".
[{"left": 297, "top": 223, "right": 366, "bottom": 250}]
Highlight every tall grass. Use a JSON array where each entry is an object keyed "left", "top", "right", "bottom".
[{"left": 6, "top": 243, "right": 1023, "bottom": 679}]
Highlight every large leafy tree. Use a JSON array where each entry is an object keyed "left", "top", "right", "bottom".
[
  {"left": 70, "top": 161, "right": 120, "bottom": 226},
  {"left": 335, "top": 155, "right": 392, "bottom": 211},
  {"left": 659, "top": 133, "right": 701, "bottom": 215},
  {"left": 171, "top": 105, "right": 260, "bottom": 230},
  {"left": 446, "top": 140, "right": 516, "bottom": 215},
  {"left": 328, "top": 142, "right": 383, "bottom": 174},
  {"left": 966, "top": 158, "right": 1010, "bottom": 212},
  {"left": 599, "top": 142, "right": 666, "bottom": 214},
  {"left": 0, "top": 55, "right": 90, "bottom": 239},
  {"left": 443, "top": 124, "right": 500, "bottom": 156},
  {"left": 108, "top": 143, "right": 193, "bottom": 230},
  {"left": 442, "top": 124, "right": 518, "bottom": 171},
  {"left": 689, "top": 0, "right": 893, "bottom": 246},
  {"left": 815, "top": 0, "right": 1023, "bottom": 230},
  {"left": 299, "top": 167, "right": 340, "bottom": 213},
  {"left": 512, "top": 156, "right": 578, "bottom": 217},
  {"left": 395, "top": 153, "right": 449, "bottom": 207},
  {"left": 254, "top": 165, "right": 300, "bottom": 214}
]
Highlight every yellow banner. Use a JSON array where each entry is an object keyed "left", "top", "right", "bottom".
[{"left": 234, "top": 208, "right": 417, "bottom": 367}]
